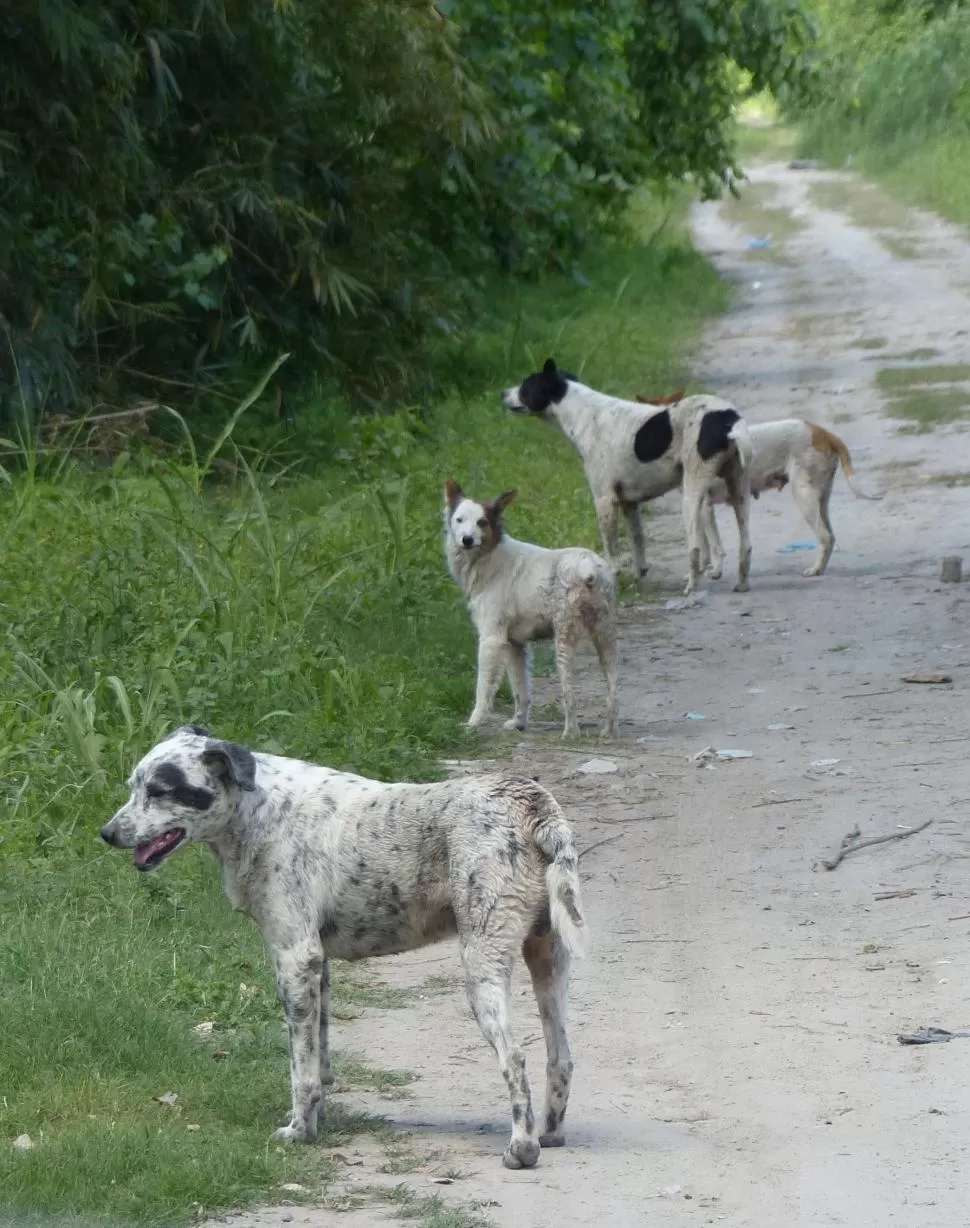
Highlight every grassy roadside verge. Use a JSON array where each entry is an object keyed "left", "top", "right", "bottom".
[{"left": 0, "top": 191, "right": 727, "bottom": 1225}]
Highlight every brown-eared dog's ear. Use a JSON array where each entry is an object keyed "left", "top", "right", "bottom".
[
  {"left": 444, "top": 479, "right": 464, "bottom": 511},
  {"left": 489, "top": 489, "right": 517, "bottom": 518}
]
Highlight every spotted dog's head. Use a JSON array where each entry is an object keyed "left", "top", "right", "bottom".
[
  {"left": 502, "top": 358, "right": 575, "bottom": 416},
  {"left": 100, "top": 726, "right": 257, "bottom": 871},
  {"left": 444, "top": 479, "right": 516, "bottom": 553}
]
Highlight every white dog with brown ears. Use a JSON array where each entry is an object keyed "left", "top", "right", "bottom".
[{"left": 444, "top": 479, "right": 618, "bottom": 738}]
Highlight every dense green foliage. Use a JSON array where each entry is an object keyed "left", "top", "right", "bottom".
[
  {"left": 0, "top": 0, "right": 812, "bottom": 426},
  {"left": 793, "top": 1, "right": 970, "bottom": 225},
  {"left": 0, "top": 199, "right": 727, "bottom": 1221}
]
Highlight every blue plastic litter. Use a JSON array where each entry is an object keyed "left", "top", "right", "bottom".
[
  {"left": 747, "top": 236, "right": 771, "bottom": 249},
  {"left": 777, "top": 541, "right": 817, "bottom": 554}
]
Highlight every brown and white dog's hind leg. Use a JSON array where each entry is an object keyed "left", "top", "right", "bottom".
[
  {"left": 554, "top": 625, "right": 581, "bottom": 738},
  {"left": 273, "top": 939, "right": 325, "bottom": 1142},
  {"left": 522, "top": 924, "right": 574, "bottom": 1148},
  {"left": 793, "top": 471, "right": 836, "bottom": 577},
  {"left": 503, "top": 642, "right": 532, "bottom": 731},
  {"left": 590, "top": 621, "right": 618, "bottom": 739},
  {"left": 461, "top": 943, "right": 540, "bottom": 1169}
]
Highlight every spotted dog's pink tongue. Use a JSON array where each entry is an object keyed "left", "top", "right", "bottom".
[{"left": 133, "top": 829, "right": 183, "bottom": 869}]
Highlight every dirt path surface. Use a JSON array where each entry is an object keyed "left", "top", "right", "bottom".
[{"left": 222, "top": 163, "right": 970, "bottom": 1228}]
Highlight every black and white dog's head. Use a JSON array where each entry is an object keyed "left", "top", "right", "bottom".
[
  {"left": 100, "top": 726, "right": 257, "bottom": 871},
  {"left": 502, "top": 358, "right": 576, "bottom": 416}
]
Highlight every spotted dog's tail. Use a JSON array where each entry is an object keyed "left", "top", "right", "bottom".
[{"left": 529, "top": 791, "right": 588, "bottom": 958}]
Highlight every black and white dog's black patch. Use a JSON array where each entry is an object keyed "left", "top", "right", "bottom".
[
  {"left": 633, "top": 409, "right": 674, "bottom": 464},
  {"left": 697, "top": 408, "right": 742, "bottom": 462}
]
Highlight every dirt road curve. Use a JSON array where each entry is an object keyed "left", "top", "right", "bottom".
[{"left": 225, "top": 163, "right": 970, "bottom": 1228}]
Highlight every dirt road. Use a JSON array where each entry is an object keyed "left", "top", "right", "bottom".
[{"left": 225, "top": 161, "right": 970, "bottom": 1227}]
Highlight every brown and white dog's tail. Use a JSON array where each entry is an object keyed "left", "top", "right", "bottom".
[
  {"left": 810, "top": 423, "right": 883, "bottom": 500},
  {"left": 528, "top": 792, "right": 588, "bottom": 958}
]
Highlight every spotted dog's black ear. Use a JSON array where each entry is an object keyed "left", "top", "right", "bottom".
[
  {"left": 170, "top": 723, "right": 211, "bottom": 739},
  {"left": 202, "top": 739, "right": 257, "bottom": 791},
  {"left": 542, "top": 358, "right": 557, "bottom": 375}
]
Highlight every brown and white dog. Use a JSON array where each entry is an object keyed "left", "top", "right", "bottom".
[
  {"left": 444, "top": 479, "right": 618, "bottom": 738},
  {"left": 638, "top": 393, "right": 881, "bottom": 578}
]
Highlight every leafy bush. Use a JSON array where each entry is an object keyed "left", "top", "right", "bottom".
[
  {"left": 791, "top": 0, "right": 970, "bottom": 224},
  {"left": 0, "top": 0, "right": 813, "bottom": 426}
]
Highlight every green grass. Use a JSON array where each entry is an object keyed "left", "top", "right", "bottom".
[
  {"left": 733, "top": 120, "right": 799, "bottom": 168},
  {"left": 850, "top": 336, "right": 888, "bottom": 350},
  {"left": 874, "top": 363, "right": 970, "bottom": 392},
  {"left": 0, "top": 189, "right": 728, "bottom": 1224},
  {"left": 793, "top": 8, "right": 970, "bottom": 232},
  {"left": 887, "top": 388, "right": 970, "bottom": 431}
]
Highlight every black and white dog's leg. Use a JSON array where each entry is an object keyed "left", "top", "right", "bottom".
[
  {"left": 468, "top": 635, "right": 507, "bottom": 728},
  {"left": 723, "top": 464, "right": 752, "bottom": 593},
  {"left": 681, "top": 483, "right": 706, "bottom": 597},
  {"left": 700, "top": 495, "right": 726, "bottom": 580},
  {"left": 274, "top": 940, "right": 324, "bottom": 1142},
  {"left": 620, "top": 501, "right": 649, "bottom": 584},
  {"left": 594, "top": 494, "right": 622, "bottom": 577},
  {"left": 503, "top": 641, "right": 532, "bottom": 731}
]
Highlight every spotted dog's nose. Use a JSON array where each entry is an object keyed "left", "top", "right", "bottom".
[
  {"left": 100, "top": 824, "right": 120, "bottom": 846},
  {"left": 461, "top": 535, "right": 475, "bottom": 548}
]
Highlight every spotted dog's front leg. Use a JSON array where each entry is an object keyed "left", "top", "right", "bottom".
[{"left": 273, "top": 939, "right": 324, "bottom": 1142}]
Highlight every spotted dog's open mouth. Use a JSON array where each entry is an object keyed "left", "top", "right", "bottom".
[{"left": 133, "top": 828, "right": 186, "bottom": 871}]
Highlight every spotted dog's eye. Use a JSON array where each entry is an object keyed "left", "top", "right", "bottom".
[
  {"left": 477, "top": 518, "right": 487, "bottom": 528},
  {"left": 145, "top": 782, "right": 170, "bottom": 800}
]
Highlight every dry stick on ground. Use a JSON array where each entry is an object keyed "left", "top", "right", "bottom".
[
  {"left": 578, "top": 833, "right": 625, "bottom": 861},
  {"left": 822, "top": 819, "right": 933, "bottom": 871}
]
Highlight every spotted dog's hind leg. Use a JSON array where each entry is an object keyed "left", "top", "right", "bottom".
[
  {"left": 522, "top": 923, "right": 574, "bottom": 1148},
  {"left": 319, "top": 956, "right": 334, "bottom": 1087},
  {"left": 461, "top": 939, "right": 540, "bottom": 1169}
]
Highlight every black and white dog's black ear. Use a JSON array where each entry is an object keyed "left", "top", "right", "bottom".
[
  {"left": 542, "top": 357, "right": 557, "bottom": 375},
  {"left": 170, "top": 723, "right": 211, "bottom": 740},
  {"left": 202, "top": 739, "right": 257, "bottom": 791}
]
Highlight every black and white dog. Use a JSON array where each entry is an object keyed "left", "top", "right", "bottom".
[{"left": 503, "top": 359, "right": 753, "bottom": 595}]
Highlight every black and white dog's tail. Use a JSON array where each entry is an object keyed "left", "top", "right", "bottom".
[{"left": 729, "top": 418, "right": 753, "bottom": 471}]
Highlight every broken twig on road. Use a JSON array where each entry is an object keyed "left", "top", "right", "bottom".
[{"left": 822, "top": 819, "right": 933, "bottom": 871}]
